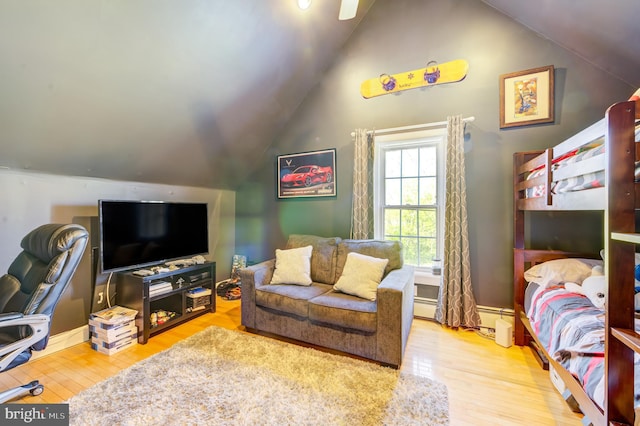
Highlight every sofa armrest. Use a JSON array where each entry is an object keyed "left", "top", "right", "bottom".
[
  {"left": 375, "top": 265, "right": 415, "bottom": 367},
  {"left": 239, "top": 259, "right": 275, "bottom": 329}
]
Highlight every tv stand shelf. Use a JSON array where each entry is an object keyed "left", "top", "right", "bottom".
[{"left": 115, "top": 262, "right": 216, "bottom": 344}]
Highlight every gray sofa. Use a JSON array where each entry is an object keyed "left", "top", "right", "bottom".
[{"left": 239, "top": 234, "right": 414, "bottom": 367}]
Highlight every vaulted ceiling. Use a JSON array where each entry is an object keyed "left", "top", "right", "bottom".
[
  {"left": 0, "top": 0, "right": 376, "bottom": 189},
  {"left": 481, "top": 0, "right": 640, "bottom": 88},
  {"left": 1, "top": 0, "right": 638, "bottom": 189}
]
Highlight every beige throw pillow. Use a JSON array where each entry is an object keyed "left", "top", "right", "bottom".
[
  {"left": 333, "top": 252, "right": 389, "bottom": 301},
  {"left": 270, "top": 245, "right": 313, "bottom": 286},
  {"left": 523, "top": 258, "right": 603, "bottom": 288}
]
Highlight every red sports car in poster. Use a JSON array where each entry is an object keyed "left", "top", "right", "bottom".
[
  {"left": 280, "top": 165, "right": 333, "bottom": 188},
  {"left": 277, "top": 148, "right": 336, "bottom": 199}
]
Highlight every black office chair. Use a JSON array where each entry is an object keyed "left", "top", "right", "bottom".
[{"left": 0, "top": 223, "right": 88, "bottom": 402}]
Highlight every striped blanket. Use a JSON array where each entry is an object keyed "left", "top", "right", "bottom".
[
  {"left": 527, "top": 285, "right": 640, "bottom": 410},
  {"left": 525, "top": 143, "right": 605, "bottom": 198},
  {"left": 525, "top": 124, "right": 640, "bottom": 199}
]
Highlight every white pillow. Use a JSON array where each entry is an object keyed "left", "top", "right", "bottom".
[
  {"left": 270, "top": 245, "right": 313, "bottom": 286},
  {"left": 524, "top": 258, "right": 603, "bottom": 288},
  {"left": 333, "top": 252, "right": 389, "bottom": 301}
]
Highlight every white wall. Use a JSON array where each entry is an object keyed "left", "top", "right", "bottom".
[{"left": 0, "top": 169, "right": 235, "bottom": 334}]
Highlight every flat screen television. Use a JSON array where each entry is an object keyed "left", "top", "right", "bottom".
[{"left": 98, "top": 200, "right": 209, "bottom": 273}]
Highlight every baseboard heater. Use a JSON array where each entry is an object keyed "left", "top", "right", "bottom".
[{"left": 414, "top": 297, "right": 514, "bottom": 327}]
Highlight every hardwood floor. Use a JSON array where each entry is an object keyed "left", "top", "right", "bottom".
[{"left": 0, "top": 297, "right": 583, "bottom": 425}]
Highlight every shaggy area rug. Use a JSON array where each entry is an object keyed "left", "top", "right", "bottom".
[{"left": 67, "top": 326, "right": 449, "bottom": 425}]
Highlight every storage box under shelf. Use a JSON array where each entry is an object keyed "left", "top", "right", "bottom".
[
  {"left": 91, "top": 332, "right": 138, "bottom": 355},
  {"left": 89, "top": 306, "right": 138, "bottom": 327},
  {"left": 186, "top": 288, "right": 212, "bottom": 312},
  {"left": 89, "top": 322, "right": 137, "bottom": 341}
]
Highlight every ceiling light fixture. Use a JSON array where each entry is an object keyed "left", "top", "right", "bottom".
[
  {"left": 338, "top": 0, "right": 359, "bottom": 20},
  {"left": 297, "top": 0, "right": 312, "bottom": 11}
]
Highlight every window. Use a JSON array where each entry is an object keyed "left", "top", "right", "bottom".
[{"left": 374, "top": 128, "right": 446, "bottom": 279}]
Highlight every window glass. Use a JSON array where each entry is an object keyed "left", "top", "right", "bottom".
[
  {"left": 385, "top": 179, "right": 401, "bottom": 206},
  {"left": 419, "top": 177, "right": 437, "bottom": 205},
  {"left": 385, "top": 150, "right": 401, "bottom": 178},
  {"left": 420, "top": 146, "right": 437, "bottom": 176},
  {"left": 400, "top": 209, "right": 418, "bottom": 236},
  {"left": 384, "top": 209, "right": 401, "bottom": 236},
  {"left": 401, "top": 148, "right": 419, "bottom": 177},
  {"left": 401, "top": 237, "right": 418, "bottom": 265},
  {"left": 374, "top": 129, "right": 445, "bottom": 271},
  {"left": 401, "top": 178, "right": 419, "bottom": 205}
]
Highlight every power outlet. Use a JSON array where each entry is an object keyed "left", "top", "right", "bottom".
[{"left": 92, "top": 284, "right": 109, "bottom": 312}]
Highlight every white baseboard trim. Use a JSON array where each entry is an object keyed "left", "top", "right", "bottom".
[
  {"left": 31, "top": 325, "right": 89, "bottom": 360},
  {"left": 414, "top": 298, "right": 514, "bottom": 328}
]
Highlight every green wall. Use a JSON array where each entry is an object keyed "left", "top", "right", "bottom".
[{"left": 236, "top": 0, "right": 633, "bottom": 308}]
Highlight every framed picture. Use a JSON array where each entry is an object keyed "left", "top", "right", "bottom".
[
  {"left": 277, "top": 148, "right": 336, "bottom": 199},
  {"left": 499, "top": 65, "right": 554, "bottom": 129}
]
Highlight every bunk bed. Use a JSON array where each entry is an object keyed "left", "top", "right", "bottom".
[{"left": 513, "top": 98, "right": 640, "bottom": 426}]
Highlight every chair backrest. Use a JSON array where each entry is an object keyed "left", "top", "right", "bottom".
[{"left": 0, "top": 224, "right": 88, "bottom": 350}]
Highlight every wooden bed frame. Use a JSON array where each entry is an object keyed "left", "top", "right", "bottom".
[{"left": 513, "top": 99, "right": 640, "bottom": 426}]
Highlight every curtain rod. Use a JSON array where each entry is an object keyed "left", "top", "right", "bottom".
[{"left": 351, "top": 116, "right": 475, "bottom": 137}]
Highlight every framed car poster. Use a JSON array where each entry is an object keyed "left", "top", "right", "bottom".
[{"left": 277, "top": 148, "right": 336, "bottom": 199}]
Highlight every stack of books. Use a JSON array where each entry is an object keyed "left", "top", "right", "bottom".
[
  {"left": 89, "top": 306, "right": 138, "bottom": 355},
  {"left": 186, "top": 287, "right": 212, "bottom": 312},
  {"left": 149, "top": 281, "right": 173, "bottom": 298}
]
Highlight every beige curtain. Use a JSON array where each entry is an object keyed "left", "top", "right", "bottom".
[
  {"left": 435, "top": 115, "right": 480, "bottom": 328},
  {"left": 350, "top": 129, "right": 375, "bottom": 239}
]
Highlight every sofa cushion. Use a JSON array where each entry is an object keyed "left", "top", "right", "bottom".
[
  {"left": 270, "top": 245, "right": 313, "bottom": 286},
  {"left": 308, "top": 291, "right": 377, "bottom": 333},
  {"left": 286, "top": 234, "right": 341, "bottom": 285},
  {"left": 256, "top": 283, "right": 332, "bottom": 318},
  {"left": 333, "top": 252, "right": 388, "bottom": 301},
  {"left": 335, "top": 239, "right": 403, "bottom": 282}
]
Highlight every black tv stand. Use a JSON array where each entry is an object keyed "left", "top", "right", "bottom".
[{"left": 115, "top": 262, "right": 216, "bottom": 343}]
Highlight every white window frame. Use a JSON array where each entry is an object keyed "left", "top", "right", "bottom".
[{"left": 373, "top": 127, "right": 446, "bottom": 286}]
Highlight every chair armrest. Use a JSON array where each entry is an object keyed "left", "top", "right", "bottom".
[
  {"left": 239, "top": 259, "right": 275, "bottom": 329},
  {"left": 0, "top": 314, "right": 50, "bottom": 372},
  {"left": 0, "top": 313, "right": 49, "bottom": 327},
  {"left": 376, "top": 265, "right": 415, "bottom": 367},
  {"left": 0, "top": 313, "right": 24, "bottom": 322}
]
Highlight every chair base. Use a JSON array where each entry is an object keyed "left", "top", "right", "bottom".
[{"left": 0, "top": 380, "right": 43, "bottom": 403}]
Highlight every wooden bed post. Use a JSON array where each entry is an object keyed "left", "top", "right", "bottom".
[
  {"left": 513, "top": 153, "right": 526, "bottom": 346},
  {"left": 513, "top": 151, "right": 543, "bottom": 346},
  {"left": 605, "top": 100, "right": 637, "bottom": 425}
]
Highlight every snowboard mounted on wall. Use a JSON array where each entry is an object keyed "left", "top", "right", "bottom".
[{"left": 360, "top": 59, "right": 469, "bottom": 99}]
